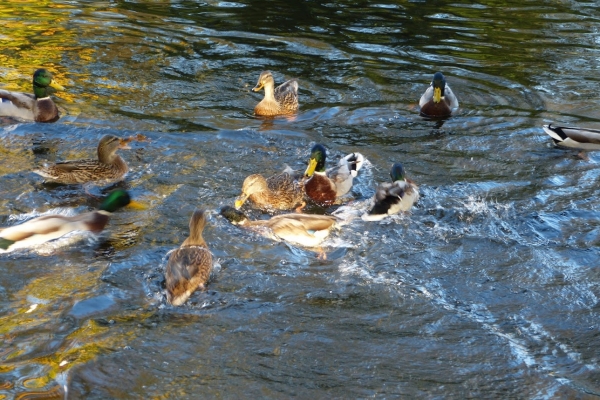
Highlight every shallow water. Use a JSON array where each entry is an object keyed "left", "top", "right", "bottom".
[{"left": 1, "top": 0, "right": 600, "bottom": 398}]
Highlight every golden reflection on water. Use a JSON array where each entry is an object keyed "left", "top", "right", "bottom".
[{"left": 2, "top": 0, "right": 600, "bottom": 397}]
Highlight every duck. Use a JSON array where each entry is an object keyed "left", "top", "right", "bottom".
[
  {"left": 33, "top": 135, "right": 130, "bottom": 185},
  {"left": 362, "top": 163, "right": 419, "bottom": 221},
  {"left": 165, "top": 209, "right": 213, "bottom": 306},
  {"left": 220, "top": 206, "right": 338, "bottom": 248},
  {"left": 253, "top": 70, "right": 299, "bottom": 116},
  {"left": 0, "top": 68, "right": 65, "bottom": 123},
  {"left": 419, "top": 72, "right": 459, "bottom": 118},
  {"left": 303, "top": 144, "right": 365, "bottom": 205},
  {"left": 235, "top": 169, "right": 305, "bottom": 212},
  {"left": 0, "top": 189, "right": 140, "bottom": 253},
  {"left": 542, "top": 123, "right": 600, "bottom": 150}
]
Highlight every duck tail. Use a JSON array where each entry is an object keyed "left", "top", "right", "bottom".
[
  {"left": 542, "top": 124, "right": 567, "bottom": 142},
  {"left": 344, "top": 152, "right": 365, "bottom": 177}
]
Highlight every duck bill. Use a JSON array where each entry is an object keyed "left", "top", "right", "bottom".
[
  {"left": 252, "top": 82, "right": 263, "bottom": 92},
  {"left": 127, "top": 200, "right": 148, "bottom": 210},
  {"left": 433, "top": 87, "right": 442, "bottom": 103},
  {"left": 304, "top": 158, "right": 317, "bottom": 177},
  {"left": 118, "top": 138, "right": 132, "bottom": 149},
  {"left": 49, "top": 80, "right": 65, "bottom": 91},
  {"left": 234, "top": 194, "right": 249, "bottom": 209}
]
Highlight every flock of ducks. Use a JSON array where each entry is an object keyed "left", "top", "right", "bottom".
[{"left": 0, "top": 68, "right": 598, "bottom": 306}]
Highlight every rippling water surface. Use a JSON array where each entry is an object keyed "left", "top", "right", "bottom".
[{"left": 1, "top": 0, "right": 600, "bottom": 398}]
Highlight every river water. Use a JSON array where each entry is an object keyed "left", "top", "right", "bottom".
[{"left": 1, "top": 0, "right": 600, "bottom": 398}]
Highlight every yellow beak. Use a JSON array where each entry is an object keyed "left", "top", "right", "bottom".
[
  {"left": 234, "top": 194, "right": 249, "bottom": 209},
  {"left": 252, "top": 82, "right": 264, "bottom": 92},
  {"left": 304, "top": 158, "right": 317, "bottom": 177},
  {"left": 127, "top": 200, "right": 148, "bottom": 210},
  {"left": 49, "top": 80, "right": 65, "bottom": 91},
  {"left": 433, "top": 87, "right": 442, "bottom": 103}
]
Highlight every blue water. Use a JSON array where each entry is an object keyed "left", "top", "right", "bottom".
[{"left": 1, "top": 0, "right": 600, "bottom": 398}]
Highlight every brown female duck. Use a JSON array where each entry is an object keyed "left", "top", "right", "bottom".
[
  {"left": 33, "top": 135, "right": 130, "bottom": 185},
  {"left": 253, "top": 70, "right": 299, "bottom": 116},
  {"left": 235, "top": 169, "right": 305, "bottom": 212},
  {"left": 165, "top": 209, "right": 213, "bottom": 306}
]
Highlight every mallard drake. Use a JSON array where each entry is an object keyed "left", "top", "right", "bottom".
[
  {"left": 0, "top": 68, "right": 65, "bottom": 123},
  {"left": 235, "top": 169, "right": 305, "bottom": 212},
  {"left": 165, "top": 209, "right": 213, "bottom": 306},
  {"left": 221, "top": 206, "right": 338, "bottom": 248},
  {"left": 253, "top": 70, "right": 299, "bottom": 116},
  {"left": 303, "top": 144, "right": 365, "bottom": 205},
  {"left": 33, "top": 135, "right": 130, "bottom": 185},
  {"left": 419, "top": 72, "right": 459, "bottom": 118},
  {"left": 362, "top": 163, "right": 419, "bottom": 221},
  {"left": 0, "top": 189, "right": 140, "bottom": 253},
  {"left": 542, "top": 123, "right": 600, "bottom": 150}
]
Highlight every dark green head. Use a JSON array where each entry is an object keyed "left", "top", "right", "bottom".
[
  {"left": 432, "top": 72, "right": 447, "bottom": 97},
  {"left": 99, "top": 189, "right": 132, "bottom": 213},
  {"left": 304, "top": 144, "right": 327, "bottom": 177},
  {"left": 32, "top": 68, "right": 65, "bottom": 99},
  {"left": 220, "top": 206, "right": 249, "bottom": 225},
  {"left": 390, "top": 162, "right": 406, "bottom": 182}
]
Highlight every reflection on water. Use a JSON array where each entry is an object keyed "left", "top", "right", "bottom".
[{"left": 1, "top": 0, "right": 600, "bottom": 398}]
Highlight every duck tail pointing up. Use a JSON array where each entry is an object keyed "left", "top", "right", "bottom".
[{"left": 344, "top": 152, "right": 365, "bottom": 177}]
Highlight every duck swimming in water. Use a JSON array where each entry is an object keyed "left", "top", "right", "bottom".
[
  {"left": 33, "top": 135, "right": 131, "bottom": 185},
  {"left": 303, "top": 144, "right": 364, "bottom": 206},
  {"left": 362, "top": 163, "right": 419, "bottom": 221},
  {"left": 252, "top": 70, "right": 299, "bottom": 116},
  {"left": 419, "top": 72, "right": 459, "bottom": 118},
  {"left": 0, "top": 189, "right": 140, "bottom": 253},
  {"left": 221, "top": 206, "right": 338, "bottom": 248},
  {"left": 165, "top": 209, "right": 213, "bottom": 306},
  {"left": 542, "top": 123, "right": 600, "bottom": 150},
  {"left": 235, "top": 168, "right": 305, "bottom": 212},
  {"left": 0, "top": 68, "right": 65, "bottom": 123}
]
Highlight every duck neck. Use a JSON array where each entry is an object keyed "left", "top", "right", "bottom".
[
  {"left": 99, "top": 150, "right": 127, "bottom": 172},
  {"left": 182, "top": 231, "right": 206, "bottom": 247},
  {"left": 33, "top": 84, "right": 49, "bottom": 99},
  {"left": 262, "top": 81, "right": 276, "bottom": 102}
]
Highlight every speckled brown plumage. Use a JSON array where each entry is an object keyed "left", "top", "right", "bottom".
[
  {"left": 165, "top": 209, "right": 213, "bottom": 306},
  {"left": 253, "top": 71, "right": 299, "bottom": 116},
  {"left": 33, "top": 135, "right": 129, "bottom": 185},
  {"left": 235, "top": 171, "right": 305, "bottom": 211}
]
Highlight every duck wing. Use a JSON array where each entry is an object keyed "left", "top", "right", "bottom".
[
  {"left": 166, "top": 246, "right": 212, "bottom": 285},
  {"left": 0, "top": 90, "right": 37, "bottom": 120},
  {"left": 274, "top": 79, "right": 299, "bottom": 111},
  {"left": 266, "top": 171, "right": 298, "bottom": 194},
  {"left": 0, "top": 212, "right": 100, "bottom": 250},
  {"left": 327, "top": 152, "right": 364, "bottom": 196},
  {"left": 0, "top": 90, "right": 35, "bottom": 109},
  {"left": 444, "top": 84, "right": 459, "bottom": 109},
  {"left": 165, "top": 245, "right": 213, "bottom": 306},
  {"left": 419, "top": 85, "right": 434, "bottom": 108},
  {"left": 270, "top": 213, "right": 337, "bottom": 231},
  {"left": 34, "top": 159, "right": 122, "bottom": 184}
]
